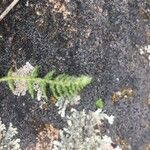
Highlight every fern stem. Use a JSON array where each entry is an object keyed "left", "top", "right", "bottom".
[
  {"left": 0, "top": 76, "right": 76, "bottom": 86},
  {"left": 0, "top": 76, "right": 43, "bottom": 83}
]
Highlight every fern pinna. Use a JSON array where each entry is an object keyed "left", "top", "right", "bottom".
[{"left": 0, "top": 66, "right": 92, "bottom": 99}]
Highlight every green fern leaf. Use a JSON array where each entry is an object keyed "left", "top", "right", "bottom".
[
  {"left": 7, "top": 69, "right": 15, "bottom": 92},
  {"left": 69, "top": 82, "right": 77, "bottom": 95},
  {"left": 39, "top": 82, "right": 47, "bottom": 100},
  {"left": 44, "top": 71, "right": 55, "bottom": 80},
  {"left": 49, "top": 83, "right": 57, "bottom": 98},
  {"left": 55, "top": 74, "right": 66, "bottom": 81},
  {"left": 31, "top": 66, "right": 40, "bottom": 77},
  {"left": 70, "top": 82, "right": 78, "bottom": 95},
  {"left": 7, "top": 80, "right": 15, "bottom": 93},
  {"left": 7, "top": 69, "right": 12, "bottom": 76},
  {"left": 27, "top": 81, "right": 35, "bottom": 98}
]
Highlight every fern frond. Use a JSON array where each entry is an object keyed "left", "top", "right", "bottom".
[{"left": 0, "top": 66, "right": 92, "bottom": 100}]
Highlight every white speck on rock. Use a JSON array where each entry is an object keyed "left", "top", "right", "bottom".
[
  {"left": 139, "top": 45, "right": 150, "bottom": 66},
  {"left": 145, "top": 45, "right": 150, "bottom": 53}
]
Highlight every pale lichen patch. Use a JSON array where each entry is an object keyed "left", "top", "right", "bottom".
[
  {"left": 11, "top": 62, "right": 45, "bottom": 106},
  {"left": 12, "top": 62, "right": 34, "bottom": 96}
]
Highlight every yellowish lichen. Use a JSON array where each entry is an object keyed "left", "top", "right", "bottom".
[{"left": 49, "top": 0, "right": 71, "bottom": 19}]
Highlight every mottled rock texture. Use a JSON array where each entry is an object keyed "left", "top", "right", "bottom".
[{"left": 0, "top": 0, "right": 149, "bottom": 149}]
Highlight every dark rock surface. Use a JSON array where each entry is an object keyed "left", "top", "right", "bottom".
[{"left": 0, "top": 0, "right": 149, "bottom": 149}]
